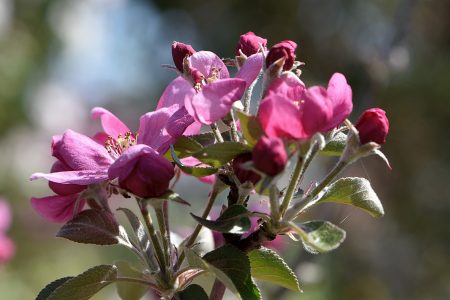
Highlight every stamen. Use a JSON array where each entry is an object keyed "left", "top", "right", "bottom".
[{"left": 104, "top": 131, "right": 138, "bottom": 159}]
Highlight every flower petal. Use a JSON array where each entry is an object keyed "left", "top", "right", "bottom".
[
  {"left": 0, "top": 200, "right": 11, "bottom": 232},
  {"left": 190, "top": 78, "right": 246, "bottom": 125},
  {"left": 108, "top": 144, "right": 158, "bottom": 180},
  {"left": 235, "top": 52, "right": 264, "bottom": 88},
  {"left": 31, "top": 194, "right": 85, "bottom": 223},
  {"left": 30, "top": 169, "right": 109, "bottom": 185},
  {"left": 258, "top": 94, "right": 306, "bottom": 139},
  {"left": 157, "top": 76, "right": 195, "bottom": 109},
  {"left": 190, "top": 51, "right": 229, "bottom": 79},
  {"left": 52, "top": 130, "right": 113, "bottom": 170},
  {"left": 48, "top": 161, "right": 86, "bottom": 196},
  {"left": 302, "top": 86, "right": 333, "bottom": 135},
  {"left": 91, "top": 107, "right": 130, "bottom": 138},
  {"left": 265, "top": 72, "right": 305, "bottom": 100},
  {"left": 326, "top": 73, "right": 353, "bottom": 130},
  {"left": 166, "top": 106, "right": 199, "bottom": 138},
  {"left": 138, "top": 106, "right": 178, "bottom": 154},
  {"left": 0, "top": 234, "right": 15, "bottom": 263}
]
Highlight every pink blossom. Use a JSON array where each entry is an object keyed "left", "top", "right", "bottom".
[
  {"left": 172, "top": 41, "right": 196, "bottom": 72},
  {"left": 158, "top": 50, "right": 264, "bottom": 126},
  {"left": 266, "top": 40, "right": 297, "bottom": 71},
  {"left": 355, "top": 108, "right": 389, "bottom": 145},
  {"left": 253, "top": 136, "right": 287, "bottom": 176},
  {"left": 235, "top": 32, "right": 267, "bottom": 57},
  {"left": 258, "top": 72, "right": 352, "bottom": 140},
  {"left": 0, "top": 199, "right": 15, "bottom": 264}
]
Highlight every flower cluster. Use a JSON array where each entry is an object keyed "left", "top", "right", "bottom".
[{"left": 31, "top": 31, "right": 390, "bottom": 300}]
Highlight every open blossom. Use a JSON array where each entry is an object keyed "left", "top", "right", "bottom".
[
  {"left": 0, "top": 199, "right": 15, "bottom": 264},
  {"left": 158, "top": 47, "right": 264, "bottom": 126},
  {"left": 355, "top": 108, "right": 389, "bottom": 145},
  {"left": 258, "top": 72, "right": 352, "bottom": 140},
  {"left": 236, "top": 31, "right": 267, "bottom": 57}
]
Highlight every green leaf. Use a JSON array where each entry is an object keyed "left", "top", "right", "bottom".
[
  {"left": 321, "top": 132, "right": 347, "bottom": 156},
  {"left": 290, "top": 221, "right": 346, "bottom": 253},
  {"left": 317, "top": 177, "right": 384, "bottom": 217},
  {"left": 56, "top": 209, "right": 120, "bottom": 245},
  {"left": 248, "top": 247, "right": 301, "bottom": 291},
  {"left": 46, "top": 265, "right": 117, "bottom": 300},
  {"left": 165, "top": 136, "right": 204, "bottom": 160},
  {"left": 173, "top": 284, "right": 208, "bottom": 300},
  {"left": 115, "top": 261, "right": 148, "bottom": 300},
  {"left": 191, "top": 205, "right": 251, "bottom": 234},
  {"left": 36, "top": 277, "right": 73, "bottom": 300},
  {"left": 171, "top": 146, "right": 218, "bottom": 177},
  {"left": 185, "top": 245, "right": 259, "bottom": 300},
  {"left": 236, "top": 111, "right": 263, "bottom": 146},
  {"left": 192, "top": 142, "right": 251, "bottom": 168}
]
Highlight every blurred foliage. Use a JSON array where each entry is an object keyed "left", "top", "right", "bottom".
[{"left": 0, "top": 0, "right": 449, "bottom": 299}]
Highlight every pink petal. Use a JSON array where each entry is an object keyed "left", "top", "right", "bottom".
[
  {"left": 108, "top": 144, "right": 159, "bottom": 180},
  {"left": 157, "top": 76, "right": 196, "bottom": 110},
  {"left": 258, "top": 94, "right": 307, "bottom": 139},
  {"left": 265, "top": 72, "right": 305, "bottom": 100},
  {"left": 48, "top": 161, "right": 86, "bottom": 196},
  {"left": 31, "top": 194, "right": 85, "bottom": 223},
  {"left": 138, "top": 106, "right": 178, "bottom": 154},
  {"left": 190, "top": 78, "right": 246, "bottom": 125},
  {"left": 30, "top": 169, "right": 109, "bottom": 185},
  {"left": 53, "top": 130, "right": 114, "bottom": 171},
  {"left": 92, "top": 132, "right": 109, "bottom": 144},
  {"left": 0, "top": 200, "right": 11, "bottom": 232},
  {"left": 166, "top": 106, "right": 199, "bottom": 138},
  {"left": 326, "top": 73, "right": 353, "bottom": 130},
  {"left": 235, "top": 52, "right": 264, "bottom": 88},
  {"left": 0, "top": 234, "right": 15, "bottom": 263},
  {"left": 91, "top": 107, "right": 130, "bottom": 138},
  {"left": 190, "top": 51, "right": 229, "bottom": 79},
  {"left": 301, "top": 86, "right": 334, "bottom": 135}
]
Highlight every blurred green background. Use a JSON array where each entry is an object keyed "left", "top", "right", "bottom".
[{"left": 1, "top": 0, "right": 449, "bottom": 299}]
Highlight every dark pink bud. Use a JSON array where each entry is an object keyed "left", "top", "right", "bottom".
[
  {"left": 232, "top": 152, "right": 261, "bottom": 185},
  {"left": 266, "top": 40, "right": 297, "bottom": 71},
  {"left": 253, "top": 136, "right": 287, "bottom": 176},
  {"left": 109, "top": 145, "right": 175, "bottom": 198},
  {"left": 235, "top": 31, "right": 267, "bottom": 57},
  {"left": 355, "top": 108, "right": 389, "bottom": 145},
  {"left": 172, "top": 41, "right": 196, "bottom": 72}
]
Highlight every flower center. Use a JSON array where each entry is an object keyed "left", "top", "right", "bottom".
[{"left": 104, "top": 132, "right": 138, "bottom": 159}]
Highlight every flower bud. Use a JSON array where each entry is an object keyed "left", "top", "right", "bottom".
[
  {"left": 265, "top": 40, "right": 297, "bottom": 71},
  {"left": 235, "top": 31, "right": 267, "bottom": 57},
  {"left": 172, "top": 41, "right": 196, "bottom": 72},
  {"left": 232, "top": 152, "right": 261, "bottom": 185},
  {"left": 355, "top": 108, "right": 389, "bottom": 145},
  {"left": 108, "top": 145, "right": 175, "bottom": 198},
  {"left": 252, "top": 136, "right": 287, "bottom": 176}
]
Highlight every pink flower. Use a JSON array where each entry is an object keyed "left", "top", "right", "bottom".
[
  {"left": 235, "top": 32, "right": 267, "bottom": 57},
  {"left": 355, "top": 108, "right": 389, "bottom": 145},
  {"left": 172, "top": 41, "right": 196, "bottom": 72},
  {"left": 253, "top": 136, "right": 287, "bottom": 176},
  {"left": 266, "top": 40, "right": 297, "bottom": 71},
  {"left": 0, "top": 199, "right": 15, "bottom": 264},
  {"left": 258, "top": 72, "right": 352, "bottom": 140},
  {"left": 158, "top": 50, "right": 264, "bottom": 126}
]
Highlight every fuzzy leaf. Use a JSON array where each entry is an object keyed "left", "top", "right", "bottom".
[
  {"left": 115, "top": 261, "right": 148, "bottom": 300},
  {"left": 192, "top": 142, "right": 251, "bottom": 168},
  {"left": 317, "top": 177, "right": 384, "bottom": 217},
  {"left": 36, "top": 277, "right": 73, "bottom": 300},
  {"left": 171, "top": 146, "right": 218, "bottom": 176},
  {"left": 46, "top": 265, "right": 117, "bottom": 300},
  {"left": 57, "top": 209, "right": 120, "bottom": 245},
  {"left": 290, "top": 221, "right": 346, "bottom": 253},
  {"left": 174, "top": 284, "right": 208, "bottom": 300},
  {"left": 236, "top": 111, "right": 263, "bottom": 146},
  {"left": 321, "top": 132, "right": 347, "bottom": 156},
  {"left": 248, "top": 247, "right": 301, "bottom": 291},
  {"left": 191, "top": 205, "right": 251, "bottom": 234},
  {"left": 165, "top": 136, "right": 203, "bottom": 160}
]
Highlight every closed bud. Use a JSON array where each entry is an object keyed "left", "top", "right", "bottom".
[
  {"left": 235, "top": 31, "right": 267, "bottom": 57},
  {"left": 355, "top": 108, "right": 389, "bottom": 145},
  {"left": 232, "top": 152, "right": 261, "bottom": 185},
  {"left": 172, "top": 41, "right": 196, "bottom": 72},
  {"left": 253, "top": 136, "right": 287, "bottom": 176},
  {"left": 265, "top": 40, "right": 297, "bottom": 71}
]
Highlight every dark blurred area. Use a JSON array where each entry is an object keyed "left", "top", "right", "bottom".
[{"left": 0, "top": 0, "right": 449, "bottom": 299}]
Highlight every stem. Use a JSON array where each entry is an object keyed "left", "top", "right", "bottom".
[
  {"left": 155, "top": 201, "right": 170, "bottom": 268},
  {"left": 210, "top": 123, "right": 224, "bottom": 143},
  {"left": 138, "top": 200, "right": 167, "bottom": 276},
  {"left": 268, "top": 184, "right": 280, "bottom": 221},
  {"left": 285, "top": 160, "right": 348, "bottom": 221},
  {"left": 174, "top": 186, "right": 220, "bottom": 270},
  {"left": 279, "top": 152, "right": 305, "bottom": 216},
  {"left": 243, "top": 79, "right": 257, "bottom": 113},
  {"left": 229, "top": 110, "right": 240, "bottom": 142},
  {"left": 210, "top": 279, "right": 226, "bottom": 300}
]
